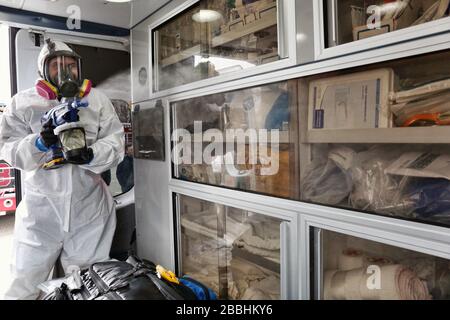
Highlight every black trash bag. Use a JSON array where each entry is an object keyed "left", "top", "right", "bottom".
[{"left": 42, "top": 256, "right": 200, "bottom": 300}]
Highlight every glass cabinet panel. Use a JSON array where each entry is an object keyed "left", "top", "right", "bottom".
[
  {"left": 313, "top": 229, "right": 450, "bottom": 300},
  {"left": 177, "top": 194, "right": 283, "bottom": 300},
  {"left": 172, "top": 80, "right": 300, "bottom": 199},
  {"left": 326, "top": 0, "right": 450, "bottom": 47},
  {"left": 299, "top": 50, "right": 450, "bottom": 227},
  {"left": 153, "top": 0, "right": 280, "bottom": 91},
  {"left": 132, "top": 99, "right": 165, "bottom": 161},
  {"left": 171, "top": 49, "right": 450, "bottom": 227}
]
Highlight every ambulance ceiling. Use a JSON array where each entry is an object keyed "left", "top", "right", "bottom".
[{"left": 0, "top": 0, "right": 171, "bottom": 29}]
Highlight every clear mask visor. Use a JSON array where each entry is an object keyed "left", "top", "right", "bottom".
[{"left": 47, "top": 55, "right": 80, "bottom": 88}]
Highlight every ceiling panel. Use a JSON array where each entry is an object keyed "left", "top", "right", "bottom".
[
  {"left": 21, "top": 0, "right": 131, "bottom": 28},
  {"left": 0, "top": 0, "right": 170, "bottom": 29},
  {"left": 130, "top": 0, "right": 171, "bottom": 27},
  {"left": 0, "top": 0, "right": 24, "bottom": 9}
]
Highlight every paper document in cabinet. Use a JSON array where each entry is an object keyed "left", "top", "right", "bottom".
[
  {"left": 308, "top": 69, "right": 394, "bottom": 130},
  {"left": 385, "top": 152, "right": 450, "bottom": 180}
]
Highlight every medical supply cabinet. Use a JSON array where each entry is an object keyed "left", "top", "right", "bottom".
[{"left": 131, "top": 0, "right": 450, "bottom": 300}]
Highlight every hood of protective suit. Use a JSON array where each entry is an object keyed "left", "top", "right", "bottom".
[{"left": 37, "top": 40, "right": 81, "bottom": 78}]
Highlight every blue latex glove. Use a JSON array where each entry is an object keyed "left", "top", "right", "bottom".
[{"left": 42, "top": 99, "right": 89, "bottom": 128}]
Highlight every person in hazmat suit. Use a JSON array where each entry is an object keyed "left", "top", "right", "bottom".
[{"left": 0, "top": 39, "right": 125, "bottom": 300}]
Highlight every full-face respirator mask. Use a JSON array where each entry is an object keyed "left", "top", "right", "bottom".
[{"left": 37, "top": 40, "right": 93, "bottom": 169}]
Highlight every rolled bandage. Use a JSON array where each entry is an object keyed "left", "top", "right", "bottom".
[
  {"left": 324, "top": 264, "right": 431, "bottom": 300},
  {"left": 338, "top": 249, "right": 365, "bottom": 271},
  {"left": 365, "top": 256, "right": 394, "bottom": 267},
  {"left": 323, "top": 270, "right": 339, "bottom": 300}
]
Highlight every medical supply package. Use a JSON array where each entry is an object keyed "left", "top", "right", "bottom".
[{"left": 308, "top": 68, "right": 395, "bottom": 130}]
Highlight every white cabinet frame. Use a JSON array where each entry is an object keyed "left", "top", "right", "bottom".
[
  {"left": 313, "top": 0, "right": 450, "bottom": 61},
  {"left": 150, "top": 33, "right": 450, "bottom": 106},
  {"left": 168, "top": 180, "right": 450, "bottom": 300},
  {"left": 132, "top": 16, "right": 450, "bottom": 300},
  {"left": 169, "top": 180, "right": 300, "bottom": 300},
  {"left": 145, "top": 0, "right": 298, "bottom": 100},
  {"left": 299, "top": 204, "right": 450, "bottom": 300}
]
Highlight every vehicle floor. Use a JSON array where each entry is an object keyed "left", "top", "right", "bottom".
[{"left": 0, "top": 214, "right": 14, "bottom": 299}]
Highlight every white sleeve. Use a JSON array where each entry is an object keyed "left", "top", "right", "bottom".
[
  {"left": 0, "top": 95, "right": 43, "bottom": 172},
  {"left": 80, "top": 92, "right": 125, "bottom": 174}
]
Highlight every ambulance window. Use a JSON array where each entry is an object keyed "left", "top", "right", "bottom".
[
  {"left": 0, "top": 24, "right": 17, "bottom": 216},
  {"left": 0, "top": 24, "right": 11, "bottom": 107},
  {"left": 107, "top": 99, "right": 134, "bottom": 196}
]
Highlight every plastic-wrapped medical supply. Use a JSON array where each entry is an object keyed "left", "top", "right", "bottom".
[
  {"left": 303, "top": 144, "right": 450, "bottom": 223},
  {"left": 393, "top": 92, "right": 450, "bottom": 127},
  {"left": 308, "top": 69, "right": 394, "bottom": 130},
  {"left": 302, "top": 146, "right": 356, "bottom": 205},
  {"left": 383, "top": 151, "right": 450, "bottom": 222},
  {"left": 385, "top": 152, "right": 450, "bottom": 180},
  {"left": 349, "top": 146, "right": 406, "bottom": 214},
  {"left": 350, "top": 147, "right": 450, "bottom": 223},
  {"left": 389, "top": 79, "right": 450, "bottom": 127},
  {"left": 391, "top": 178, "right": 450, "bottom": 222}
]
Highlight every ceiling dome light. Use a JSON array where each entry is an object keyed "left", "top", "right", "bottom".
[
  {"left": 105, "top": 0, "right": 132, "bottom": 3},
  {"left": 192, "top": 10, "right": 222, "bottom": 23}
]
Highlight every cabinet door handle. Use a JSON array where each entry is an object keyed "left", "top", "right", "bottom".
[{"left": 331, "top": 0, "right": 338, "bottom": 46}]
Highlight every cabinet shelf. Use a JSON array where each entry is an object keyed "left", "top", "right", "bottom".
[
  {"left": 231, "top": 246, "right": 280, "bottom": 274},
  {"left": 303, "top": 127, "right": 450, "bottom": 144},
  {"left": 160, "top": 44, "right": 201, "bottom": 67},
  {"left": 181, "top": 218, "right": 280, "bottom": 275},
  {"left": 159, "top": 14, "right": 277, "bottom": 68},
  {"left": 187, "top": 131, "right": 290, "bottom": 144},
  {"left": 211, "top": 10, "right": 277, "bottom": 48}
]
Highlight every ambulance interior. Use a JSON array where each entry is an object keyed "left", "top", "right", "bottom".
[
  {"left": 0, "top": 0, "right": 450, "bottom": 301},
  {"left": 0, "top": 0, "right": 170, "bottom": 298}
]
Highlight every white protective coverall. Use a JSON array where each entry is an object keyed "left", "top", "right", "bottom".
[{"left": 0, "top": 42, "right": 125, "bottom": 300}]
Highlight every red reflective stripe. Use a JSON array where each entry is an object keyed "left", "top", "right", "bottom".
[{"left": 0, "top": 163, "right": 12, "bottom": 188}]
